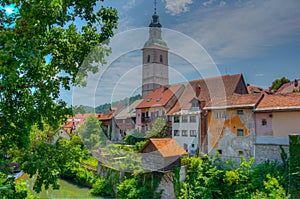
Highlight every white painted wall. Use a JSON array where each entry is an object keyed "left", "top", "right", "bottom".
[{"left": 171, "top": 114, "right": 200, "bottom": 155}]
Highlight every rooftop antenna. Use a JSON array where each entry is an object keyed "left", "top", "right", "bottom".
[{"left": 154, "top": 0, "right": 157, "bottom": 13}]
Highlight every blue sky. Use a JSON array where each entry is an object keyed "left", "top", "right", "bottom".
[{"left": 69, "top": 0, "right": 300, "bottom": 106}]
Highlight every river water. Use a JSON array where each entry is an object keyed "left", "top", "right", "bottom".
[{"left": 20, "top": 174, "right": 108, "bottom": 199}]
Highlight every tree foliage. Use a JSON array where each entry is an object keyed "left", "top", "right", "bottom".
[
  {"left": 21, "top": 133, "right": 85, "bottom": 193},
  {"left": 0, "top": 1, "right": 117, "bottom": 195},
  {"left": 271, "top": 77, "right": 290, "bottom": 90},
  {"left": 0, "top": 0, "right": 118, "bottom": 151},
  {"left": 146, "top": 117, "right": 168, "bottom": 138},
  {"left": 179, "top": 156, "right": 289, "bottom": 199},
  {"left": 76, "top": 114, "right": 105, "bottom": 150}
]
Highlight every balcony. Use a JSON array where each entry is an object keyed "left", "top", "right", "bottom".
[{"left": 142, "top": 117, "right": 151, "bottom": 123}]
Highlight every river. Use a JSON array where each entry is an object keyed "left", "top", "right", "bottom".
[{"left": 20, "top": 174, "right": 109, "bottom": 199}]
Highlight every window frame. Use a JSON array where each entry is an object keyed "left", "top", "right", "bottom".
[
  {"left": 174, "top": 130, "right": 180, "bottom": 136},
  {"left": 190, "top": 115, "right": 196, "bottom": 123},
  {"left": 182, "top": 116, "right": 188, "bottom": 123},
  {"left": 174, "top": 116, "right": 180, "bottom": 123},
  {"left": 237, "top": 129, "right": 244, "bottom": 137},
  {"left": 182, "top": 130, "right": 188, "bottom": 136},
  {"left": 190, "top": 130, "right": 197, "bottom": 137}
]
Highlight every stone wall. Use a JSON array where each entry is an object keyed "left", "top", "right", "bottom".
[{"left": 254, "top": 144, "right": 289, "bottom": 164}]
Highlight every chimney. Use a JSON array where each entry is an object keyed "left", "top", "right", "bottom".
[
  {"left": 294, "top": 79, "right": 298, "bottom": 87},
  {"left": 163, "top": 85, "right": 169, "bottom": 92},
  {"left": 196, "top": 84, "right": 201, "bottom": 97}
]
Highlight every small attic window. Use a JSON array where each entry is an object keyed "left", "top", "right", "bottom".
[
  {"left": 237, "top": 110, "right": 244, "bottom": 115},
  {"left": 156, "top": 97, "right": 161, "bottom": 102},
  {"left": 147, "top": 98, "right": 152, "bottom": 102},
  {"left": 262, "top": 119, "right": 267, "bottom": 126}
]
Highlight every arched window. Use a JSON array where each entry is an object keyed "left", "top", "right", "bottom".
[
  {"left": 147, "top": 55, "right": 150, "bottom": 63},
  {"left": 160, "top": 55, "right": 163, "bottom": 63}
]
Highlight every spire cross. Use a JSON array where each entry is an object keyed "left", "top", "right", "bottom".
[{"left": 154, "top": 0, "right": 157, "bottom": 13}]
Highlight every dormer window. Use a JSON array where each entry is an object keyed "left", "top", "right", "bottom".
[
  {"left": 156, "top": 97, "right": 161, "bottom": 102},
  {"left": 147, "top": 98, "right": 152, "bottom": 102}
]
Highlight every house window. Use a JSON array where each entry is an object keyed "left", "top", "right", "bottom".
[
  {"left": 238, "top": 151, "right": 244, "bottom": 157},
  {"left": 147, "top": 55, "right": 150, "bottom": 63},
  {"left": 182, "top": 130, "right": 188, "bottom": 136},
  {"left": 174, "top": 130, "right": 180, "bottom": 136},
  {"left": 217, "top": 149, "right": 222, "bottom": 155},
  {"left": 216, "top": 111, "right": 225, "bottom": 119},
  {"left": 174, "top": 116, "right": 180, "bottom": 123},
  {"left": 191, "top": 144, "right": 195, "bottom": 148},
  {"left": 190, "top": 115, "right": 196, "bottom": 123},
  {"left": 182, "top": 116, "right": 188, "bottom": 123},
  {"left": 192, "top": 100, "right": 199, "bottom": 108},
  {"left": 190, "top": 130, "right": 196, "bottom": 137},
  {"left": 160, "top": 55, "right": 163, "bottom": 63},
  {"left": 262, "top": 119, "right": 267, "bottom": 126},
  {"left": 237, "top": 129, "right": 244, "bottom": 137},
  {"left": 237, "top": 110, "right": 244, "bottom": 115}
]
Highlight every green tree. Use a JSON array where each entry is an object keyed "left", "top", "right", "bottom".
[
  {"left": 76, "top": 114, "right": 105, "bottom": 150},
  {"left": 72, "top": 105, "right": 87, "bottom": 115},
  {"left": 0, "top": 0, "right": 118, "bottom": 195},
  {"left": 21, "top": 130, "right": 86, "bottom": 193},
  {"left": 146, "top": 117, "right": 168, "bottom": 138},
  {"left": 271, "top": 77, "right": 290, "bottom": 90}
]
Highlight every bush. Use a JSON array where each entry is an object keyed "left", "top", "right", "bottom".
[{"left": 90, "top": 177, "right": 114, "bottom": 196}]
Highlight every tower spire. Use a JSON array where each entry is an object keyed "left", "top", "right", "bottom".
[{"left": 154, "top": 0, "right": 157, "bottom": 13}]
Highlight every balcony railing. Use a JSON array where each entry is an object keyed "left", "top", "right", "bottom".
[{"left": 141, "top": 117, "right": 151, "bottom": 123}]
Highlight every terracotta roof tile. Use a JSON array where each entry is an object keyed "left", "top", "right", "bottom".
[
  {"left": 141, "top": 138, "right": 188, "bottom": 157},
  {"left": 168, "top": 74, "right": 246, "bottom": 115},
  {"left": 204, "top": 93, "right": 262, "bottom": 109},
  {"left": 256, "top": 93, "right": 300, "bottom": 111},
  {"left": 115, "top": 99, "right": 143, "bottom": 119},
  {"left": 99, "top": 104, "right": 126, "bottom": 121},
  {"left": 277, "top": 79, "right": 300, "bottom": 93},
  {"left": 136, "top": 85, "right": 183, "bottom": 109}
]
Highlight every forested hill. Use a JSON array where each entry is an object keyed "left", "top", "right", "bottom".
[{"left": 72, "top": 94, "right": 142, "bottom": 114}]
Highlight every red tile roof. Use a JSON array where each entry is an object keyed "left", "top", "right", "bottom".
[
  {"left": 136, "top": 85, "right": 183, "bottom": 109},
  {"left": 204, "top": 93, "right": 262, "bottom": 109},
  {"left": 140, "top": 138, "right": 188, "bottom": 157},
  {"left": 256, "top": 93, "right": 300, "bottom": 111},
  {"left": 99, "top": 104, "right": 126, "bottom": 121},
  {"left": 168, "top": 74, "right": 247, "bottom": 115},
  {"left": 247, "top": 84, "right": 272, "bottom": 94},
  {"left": 277, "top": 79, "right": 300, "bottom": 93}
]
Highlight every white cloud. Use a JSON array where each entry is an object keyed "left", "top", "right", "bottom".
[
  {"left": 175, "top": 0, "right": 300, "bottom": 60},
  {"left": 202, "top": 0, "right": 215, "bottom": 7},
  {"left": 255, "top": 73, "right": 264, "bottom": 77},
  {"left": 219, "top": 1, "right": 226, "bottom": 7},
  {"left": 122, "top": 0, "right": 137, "bottom": 11},
  {"left": 165, "top": 0, "right": 193, "bottom": 16}
]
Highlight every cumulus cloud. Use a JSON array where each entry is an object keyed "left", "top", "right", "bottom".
[
  {"left": 175, "top": 0, "right": 300, "bottom": 60},
  {"left": 165, "top": 0, "right": 193, "bottom": 16}
]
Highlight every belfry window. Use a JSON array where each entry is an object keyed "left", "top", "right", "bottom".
[
  {"left": 160, "top": 55, "right": 163, "bottom": 63},
  {"left": 147, "top": 55, "right": 150, "bottom": 63}
]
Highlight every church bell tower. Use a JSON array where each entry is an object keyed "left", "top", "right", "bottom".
[{"left": 142, "top": 4, "right": 169, "bottom": 98}]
